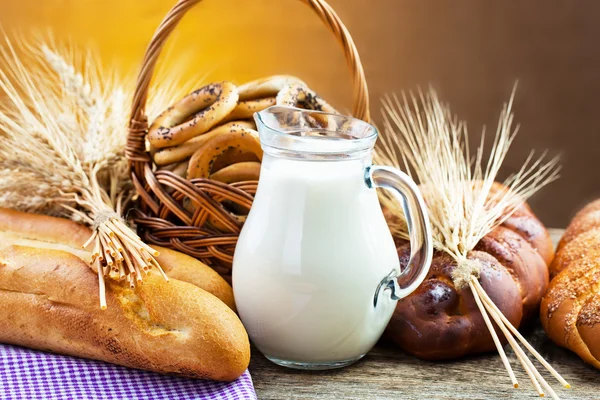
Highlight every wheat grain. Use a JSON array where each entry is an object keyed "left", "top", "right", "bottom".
[{"left": 0, "top": 34, "right": 193, "bottom": 308}]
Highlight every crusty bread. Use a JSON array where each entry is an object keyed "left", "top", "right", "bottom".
[
  {"left": 386, "top": 183, "right": 553, "bottom": 359},
  {"left": 0, "top": 207, "right": 92, "bottom": 248},
  {"left": 0, "top": 208, "right": 248, "bottom": 379},
  {"left": 0, "top": 246, "right": 250, "bottom": 380},
  {"left": 154, "top": 245, "right": 236, "bottom": 311},
  {"left": 0, "top": 207, "right": 235, "bottom": 310},
  {"left": 541, "top": 200, "right": 600, "bottom": 369}
]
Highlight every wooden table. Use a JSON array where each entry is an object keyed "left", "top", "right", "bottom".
[{"left": 249, "top": 230, "right": 600, "bottom": 399}]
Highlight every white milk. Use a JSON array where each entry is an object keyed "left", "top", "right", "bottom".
[{"left": 233, "top": 154, "right": 400, "bottom": 366}]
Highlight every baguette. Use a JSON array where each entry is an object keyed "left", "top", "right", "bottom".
[
  {"left": 0, "top": 246, "right": 250, "bottom": 380},
  {"left": 154, "top": 246, "right": 235, "bottom": 311},
  {"left": 0, "top": 207, "right": 235, "bottom": 310},
  {"left": 0, "top": 208, "right": 249, "bottom": 380}
]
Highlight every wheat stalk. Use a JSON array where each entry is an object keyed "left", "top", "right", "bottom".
[
  {"left": 374, "top": 87, "right": 567, "bottom": 397},
  {"left": 375, "top": 87, "right": 560, "bottom": 258},
  {"left": 0, "top": 34, "right": 192, "bottom": 308}
]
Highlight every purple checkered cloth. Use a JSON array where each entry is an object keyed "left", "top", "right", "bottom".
[{"left": 0, "top": 344, "right": 256, "bottom": 400}]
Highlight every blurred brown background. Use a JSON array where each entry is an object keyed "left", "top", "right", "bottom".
[{"left": 1, "top": 0, "right": 598, "bottom": 227}]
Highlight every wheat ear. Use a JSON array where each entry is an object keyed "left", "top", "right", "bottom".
[
  {"left": 0, "top": 35, "right": 191, "bottom": 308},
  {"left": 374, "top": 87, "right": 567, "bottom": 397}
]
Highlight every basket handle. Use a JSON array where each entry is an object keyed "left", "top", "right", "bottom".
[{"left": 127, "top": 0, "right": 370, "bottom": 164}]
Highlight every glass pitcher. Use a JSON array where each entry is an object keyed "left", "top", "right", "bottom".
[{"left": 232, "top": 106, "right": 433, "bottom": 370}]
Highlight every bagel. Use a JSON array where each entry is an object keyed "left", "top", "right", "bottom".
[
  {"left": 152, "top": 120, "right": 255, "bottom": 166},
  {"left": 167, "top": 161, "right": 189, "bottom": 179},
  {"left": 237, "top": 75, "right": 305, "bottom": 101},
  {"left": 212, "top": 149, "right": 260, "bottom": 173},
  {"left": 210, "top": 161, "right": 261, "bottom": 184},
  {"left": 157, "top": 161, "right": 189, "bottom": 194},
  {"left": 187, "top": 129, "right": 263, "bottom": 180},
  {"left": 276, "top": 83, "right": 338, "bottom": 113},
  {"left": 159, "top": 161, "right": 181, "bottom": 172},
  {"left": 222, "top": 97, "right": 276, "bottom": 123},
  {"left": 148, "top": 82, "right": 239, "bottom": 149}
]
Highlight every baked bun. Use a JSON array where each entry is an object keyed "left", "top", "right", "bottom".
[
  {"left": 541, "top": 199, "right": 600, "bottom": 369},
  {"left": 386, "top": 183, "right": 553, "bottom": 359}
]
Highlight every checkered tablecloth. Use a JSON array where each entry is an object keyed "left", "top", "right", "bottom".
[{"left": 0, "top": 344, "right": 256, "bottom": 400}]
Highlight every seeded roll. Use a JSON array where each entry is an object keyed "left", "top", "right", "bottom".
[{"left": 541, "top": 199, "right": 600, "bottom": 369}]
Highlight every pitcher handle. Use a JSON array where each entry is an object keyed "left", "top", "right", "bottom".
[{"left": 365, "top": 165, "right": 433, "bottom": 305}]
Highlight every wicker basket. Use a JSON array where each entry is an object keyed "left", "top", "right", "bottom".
[{"left": 126, "top": 0, "right": 370, "bottom": 281}]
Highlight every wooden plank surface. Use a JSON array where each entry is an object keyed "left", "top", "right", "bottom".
[{"left": 249, "top": 229, "right": 600, "bottom": 399}]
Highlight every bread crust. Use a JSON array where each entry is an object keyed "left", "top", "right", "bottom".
[
  {"left": 386, "top": 185, "right": 553, "bottom": 359},
  {"left": 387, "top": 249, "right": 522, "bottom": 359},
  {"left": 0, "top": 208, "right": 247, "bottom": 379},
  {"left": 0, "top": 207, "right": 235, "bottom": 310},
  {"left": 0, "top": 207, "right": 91, "bottom": 248},
  {"left": 541, "top": 199, "right": 600, "bottom": 369},
  {"left": 154, "top": 245, "right": 236, "bottom": 310},
  {"left": 0, "top": 246, "right": 250, "bottom": 380}
]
